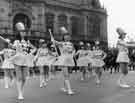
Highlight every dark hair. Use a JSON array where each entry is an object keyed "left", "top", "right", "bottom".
[{"left": 62, "top": 34, "right": 71, "bottom": 41}]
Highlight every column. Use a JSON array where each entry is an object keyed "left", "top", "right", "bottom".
[{"left": 67, "top": 15, "right": 71, "bottom": 34}]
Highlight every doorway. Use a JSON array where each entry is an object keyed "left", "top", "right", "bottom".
[{"left": 13, "top": 13, "right": 31, "bottom": 31}]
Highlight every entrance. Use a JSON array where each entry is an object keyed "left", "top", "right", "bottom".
[{"left": 13, "top": 13, "right": 31, "bottom": 31}]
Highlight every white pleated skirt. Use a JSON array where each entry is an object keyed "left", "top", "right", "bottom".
[
  {"left": 53, "top": 54, "right": 75, "bottom": 67},
  {"left": 1, "top": 59, "right": 14, "bottom": 69},
  {"left": 116, "top": 52, "right": 129, "bottom": 63}
]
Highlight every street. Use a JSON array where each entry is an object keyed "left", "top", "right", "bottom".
[{"left": 0, "top": 71, "right": 135, "bottom": 103}]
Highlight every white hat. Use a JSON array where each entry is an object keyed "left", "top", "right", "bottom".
[
  {"left": 95, "top": 40, "right": 100, "bottom": 45},
  {"left": 60, "top": 26, "right": 68, "bottom": 34},
  {"left": 16, "top": 22, "right": 25, "bottom": 31},
  {"left": 51, "top": 44, "right": 55, "bottom": 47},
  {"left": 39, "top": 39, "right": 45, "bottom": 43},
  {"left": 5, "top": 38, "right": 10, "bottom": 43},
  {"left": 116, "top": 27, "right": 126, "bottom": 35},
  {"left": 79, "top": 41, "right": 84, "bottom": 45},
  {"left": 86, "top": 43, "right": 91, "bottom": 46}
]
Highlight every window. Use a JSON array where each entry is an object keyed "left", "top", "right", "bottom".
[{"left": 45, "top": 13, "right": 54, "bottom": 33}]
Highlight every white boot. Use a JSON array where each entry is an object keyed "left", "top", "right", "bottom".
[
  {"left": 4, "top": 77, "right": 9, "bottom": 88},
  {"left": 65, "top": 80, "right": 74, "bottom": 95},
  {"left": 40, "top": 75, "right": 44, "bottom": 88},
  {"left": 118, "top": 75, "right": 130, "bottom": 88},
  {"left": 95, "top": 75, "right": 101, "bottom": 85},
  {"left": 61, "top": 80, "right": 67, "bottom": 92},
  {"left": 17, "top": 81, "right": 24, "bottom": 100}
]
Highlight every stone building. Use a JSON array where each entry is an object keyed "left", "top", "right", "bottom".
[{"left": 0, "top": 0, "right": 107, "bottom": 46}]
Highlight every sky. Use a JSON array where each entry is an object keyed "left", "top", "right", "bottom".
[{"left": 100, "top": 0, "right": 135, "bottom": 47}]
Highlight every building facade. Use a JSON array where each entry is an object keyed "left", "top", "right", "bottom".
[{"left": 0, "top": 0, "right": 107, "bottom": 46}]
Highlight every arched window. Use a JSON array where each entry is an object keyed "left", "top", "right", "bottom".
[
  {"left": 13, "top": 13, "right": 31, "bottom": 31},
  {"left": 45, "top": 13, "right": 54, "bottom": 33}
]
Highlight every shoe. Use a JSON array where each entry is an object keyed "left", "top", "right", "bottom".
[
  {"left": 81, "top": 78, "right": 84, "bottom": 81},
  {"left": 119, "top": 84, "right": 131, "bottom": 88},
  {"left": 5, "top": 85, "right": 9, "bottom": 89},
  {"left": 96, "top": 80, "right": 101, "bottom": 85},
  {"left": 43, "top": 82, "right": 48, "bottom": 87},
  {"left": 40, "top": 83, "right": 44, "bottom": 88},
  {"left": 18, "top": 96, "right": 24, "bottom": 100},
  {"left": 67, "top": 90, "right": 75, "bottom": 95},
  {"left": 46, "top": 79, "right": 49, "bottom": 82},
  {"left": 61, "top": 88, "right": 67, "bottom": 92}
]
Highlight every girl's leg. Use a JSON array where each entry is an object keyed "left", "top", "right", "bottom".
[
  {"left": 44, "top": 66, "right": 49, "bottom": 85},
  {"left": 4, "top": 69, "right": 10, "bottom": 88},
  {"left": 52, "top": 66, "right": 57, "bottom": 79},
  {"left": 95, "top": 67, "right": 102, "bottom": 85},
  {"left": 43, "top": 66, "right": 48, "bottom": 82},
  {"left": 21, "top": 67, "right": 27, "bottom": 98},
  {"left": 62, "top": 66, "right": 74, "bottom": 95},
  {"left": 87, "top": 64, "right": 92, "bottom": 78},
  {"left": 10, "top": 69, "right": 15, "bottom": 87},
  {"left": 39, "top": 66, "right": 45, "bottom": 87},
  {"left": 49, "top": 65, "right": 56, "bottom": 80},
  {"left": 81, "top": 67, "right": 86, "bottom": 80},
  {"left": 15, "top": 66, "right": 26, "bottom": 100},
  {"left": 117, "top": 63, "right": 130, "bottom": 88},
  {"left": 26, "top": 68, "right": 30, "bottom": 79}
]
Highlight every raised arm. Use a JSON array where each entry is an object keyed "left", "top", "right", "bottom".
[
  {"left": 27, "top": 40, "right": 37, "bottom": 54},
  {"left": 117, "top": 40, "right": 135, "bottom": 48},
  {"left": 75, "top": 50, "right": 80, "bottom": 56},
  {"left": 125, "top": 42, "right": 135, "bottom": 47},
  {"left": 34, "top": 49, "right": 40, "bottom": 61}
]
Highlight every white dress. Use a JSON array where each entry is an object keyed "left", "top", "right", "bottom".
[
  {"left": 11, "top": 40, "right": 34, "bottom": 67},
  {"left": 91, "top": 49, "right": 105, "bottom": 67},
  {"left": 86, "top": 50, "right": 94, "bottom": 65},
  {"left": 35, "top": 48, "right": 52, "bottom": 66},
  {"left": 53, "top": 41, "right": 75, "bottom": 67},
  {"left": 116, "top": 39, "right": 129, "bottom": 63},
  {"left": 47, "top": 51, "right": 58, "bottom": 66},
  {"left": 1, "top": 48, "right": 15, "bottom": 69},
  {"left": 76, "top": 50, "right": 91, "bottom": 67}
]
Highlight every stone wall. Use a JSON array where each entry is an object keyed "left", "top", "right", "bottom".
[{"left": 0, "top": 0, "right": 107, "bottom": 45}]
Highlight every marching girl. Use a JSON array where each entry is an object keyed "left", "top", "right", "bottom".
[
  {"left": 34, "top": 39, "right": 51, "bottom": 88},
  {"left": 10, "top": 22, "right": 35, "bottom": 100},
  {"left": 116, "top": 28, "right": 135, "bottom": 88},
  {"left": 0, "top": 39, "right": 15, "bottom": 88},
  {"left": 51, "top": 27, "right": 75, "bottom": 95},
  {"left": 76, "top": 41, "right": 90, "bottom": 81},
  {"left": 91, "top": 41, "right": 106, "bottom": 85}
]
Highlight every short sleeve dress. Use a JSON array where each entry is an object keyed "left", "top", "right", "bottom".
[{"left": 116, "top": 39, "right": 129, "bottom": 63}]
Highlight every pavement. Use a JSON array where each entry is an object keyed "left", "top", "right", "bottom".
[{"left": 0, "top": 71, "right": 135, "bottom": 103}]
